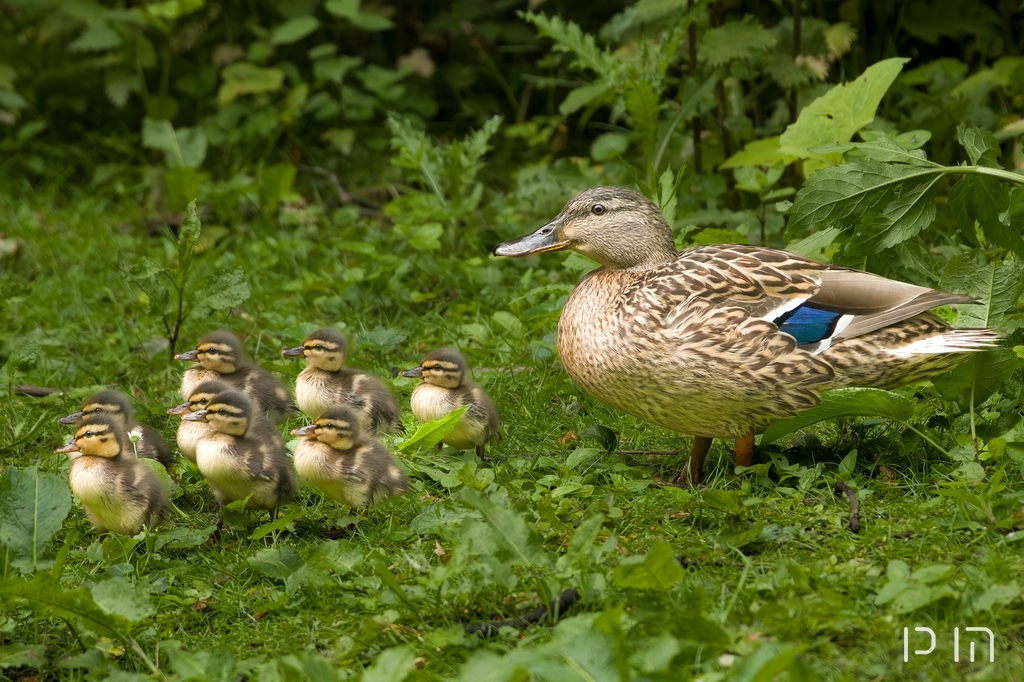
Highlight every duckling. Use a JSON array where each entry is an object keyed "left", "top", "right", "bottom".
[
  {"left": 183, "top": 390, "right": 296, "bottom": 532},
  {"left": 282, "top": 327, "right": 404, "bottom": 435},
  {"left": 166, "top": 379, "right": 231, "bottom": 464},
  {"left": 291, "top": 406, "right": 409, "bottom": 511},
  {"left": 54, "top": 414, "right": 170, "bottom": 537},
  {"left": 59, "top": 389, "right": 175, "bottom": 468},
  {"left": 175, "top": 330, "right": 294, "bottom": 423},
  {"left": 494, "top": 186, "right": 1000, "bottom": 484},
  {"left": 401, "top": 348, "right": 501, "bottom": 460}
]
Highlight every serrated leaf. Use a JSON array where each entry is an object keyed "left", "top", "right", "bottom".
[
  {"left": 178, "top": 200, "right": 202, "bottom": 270},
  {"left": 787, "top": 159, "right": 943, "bottom": 243},
  {"left": 957, "top": 124, "right": 1000, "bottom": 167},
  {"left": 762, "top": 388, "right": 914, "bottom": 443},
  {"left": 354, "top": 326, "right": 406, "bottom": 352},
  {"left": 780, "top": 58, "right": 909, "bottom": 158},
  {"left": 105, "top": 70, "right": 141, "bottom": 108},
  {"left": 699, "top": 16, "right": 777, "bottom": 66},
  {"left": 939, "top": 254, "right": 1024, "bottom": 329},
  {"left": 613, "top": 540, "right": 683, "bottom": 590},
  {"left": 247, "top": 546, "right": 304, "bottom": 581},
  {"left": 191, "top": 267, "right": 251, "bottom": 318},
  {"left": 460, "top": 489, "right": 552, "bottom": 567},
  {"left": 520, "top": 11, "right": 613, "bottom": 73},
  {"left": 719, "top": 136, "right": 797, "bottom": 169},
  {"left": 91, "top": 577, "right": 154, "bottom": 622},
  {"left": 0, "top": 466, "right": 72, "bottom": 573},
  {"left": 398, "top": 406, "right": 469, "bottom": 453},
  {"left": 948, "top": 176, "right": 1024, "bottom": 256},
  {"left": 0, "top": 573, "right": 128, "bottom": 639},
  {"left": 270, "top": 16, "right": 320, "bottom": 45},
  {"left": 69, "top": 25, "right": 123, "bottom": 52},
  {"left": 307, "top": 539, "right": 363, "bottom": 574}
]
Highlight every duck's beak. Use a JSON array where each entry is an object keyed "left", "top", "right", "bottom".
[
  {"left": 58, "top": 411, "right": 84, "bottom": 424},
  {"left": 183, "top": 409, "right": 209, "bottom": 422},
  {"left": 282, "top": 345, "right": 306, "bottom": 358},
  {"left": 290, "top": 424, "right": 318, "bottom": 437},
  {"left": 401, "top": 366, "right": 423, "bottom": 378},
  {"left": 493, "top": 218, "right": 569, "bottom": 257},
  {"left": 54, "top": 440, "right": 80, "bottom": 454},
  {"left": 175, "top": 349, "right": 200, "bottom": 361},
  {"left": 167, "top": 402, "right": 191, "bottom": 415}
]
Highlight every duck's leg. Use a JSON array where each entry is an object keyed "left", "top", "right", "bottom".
[
  {"left": 208, "top": 515, "right": 224, "bottom": 544},
  {"left": 734, "top": 434, "right": 755, "bottom": 469},
  {"left": 673, "top": 436, "right": 712, "bottom": 486},
  {"left": 476, "top": 444, "right": 492, "bottom": 463}
]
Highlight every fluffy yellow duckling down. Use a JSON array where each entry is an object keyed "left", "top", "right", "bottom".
[
  {"left": 175, "top": 330, "right": 294, "bottom": 423},
  {"left": 402, "top": 348, "right": 501, "bottom": 460},
  {"left": 282, "top": 327, "right": 404, "bottom": 435},
  {"left": 166, "top": 379, "right": 230, "bottom": 464},
  {"left": 54, "top": 414, "right": 170, "bottom": 538},
  {"left": 291, "top": 405, "right": 409, "bottom": 511},
  {"left": 59, "top": 389, "right": 175, "bottom": 468},
  {"left": 183, "top": 389, "right": 296, "bottom": 533}
]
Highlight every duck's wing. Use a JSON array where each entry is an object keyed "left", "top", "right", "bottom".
[{"left": 673, "top": 245, "right": 978, "bottom": 351}]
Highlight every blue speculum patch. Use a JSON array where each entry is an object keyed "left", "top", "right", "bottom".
[{"left": 774, "top": 304, "right": 844, "bottom": 345}]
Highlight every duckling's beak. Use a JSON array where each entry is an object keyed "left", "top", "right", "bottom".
[
  {"left": 54, "top": 440, "right": 80, "bottom": 454},
  {"left": 58, "top": 411, "right": 84, "bottom": 424},
  {"left": 290, "top": 424, "right": 318, "bottom": 437},
  {"left": 167, "top": 402, "right": 191, "bottom": 415},
  {"left": 183, "top": 409, "right": 209, "bottom": 422},
  {"left": 282, "top": 345, "right": 306, "bottom": 357},
  {"left": 493, "top": 218, "right": 569, "bottom": 257},
  {"left": 401, "top": 366, "right": 423, "bottom": 378},
  {"left": 174, "top": 349, "right": 200, "bottom": 361}
]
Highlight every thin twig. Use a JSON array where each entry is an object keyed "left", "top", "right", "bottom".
[
  {"left": 464, "top": 588, "right": 579, "bottom": 637},
  {"left": 833, "top": 481, "right": 860, "bottom": 534},
  {"left": 14, "top": 385, "right": 63, "bottom": 397},
  {"left": 298, "top": 164, "right": 352, "bottom": 204}
]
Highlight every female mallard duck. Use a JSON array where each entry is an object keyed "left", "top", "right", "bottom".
[
  {"left": 282, "top": 327, "right": 404, "bottom": 435},
  {"left": 175, "top": 330, "right": 294, "bottom": 423},
  {"left": 494, "top": 186, "right": 999, "bottom": 484},
  {"left": 401, "top": 348, "right": 501, "bottom": 460},
  {"left": 54, "top": 414, "right": 170, "bottom": 537},
  {"left": 167, "top": 379, "right": 230, "bottom": 464},
  {"left": 290, "top": 406, "right": 409, "bottom": 511},
  {"left": 183, "top": 389, "right": 296, "bottom": 534},
  {"left": 59, "top": 389, "right": 175, "bottom": 468}
]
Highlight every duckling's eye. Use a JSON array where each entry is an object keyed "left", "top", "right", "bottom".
[
  {"left": 592, "top": 204, "right": 605, "bottom": 215},
  {"left": 315, "top": 345, "right": 324, "bottom": 351},
  {"left": 205, "top": 349, "right": 219, "bottom": 356},
  {"left": 217, "top": 409, "right": 227, "bottom": 415},
  {"left": 84, "top": 431, "right": 94, "bottom": 438}
]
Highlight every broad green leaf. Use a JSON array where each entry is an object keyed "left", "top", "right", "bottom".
[
  {"left": 247, "top": 546, "right": 304, "bottom": 581},
  {"left": 218, "top": 62, "right": 285, "bottom": 105},
  {"left": 91, "top": 577, "right": 154, "bottom": 622},
  {"left": 698, "top": 17, "right": 777, "bottom": 66},
  {"left": 779, "top": 58, "right": 909, "bottom": 158},
  {"left": 931, "top": 350, "right": 1019, "bottom": 412},
  {"left": 144, "top": 0, "right": 204, "bottom": 20},
  {"left": 192, "top": 267, "right": 251, "bottom": 319},
  {"left": 460, "top": 489, "right": 552, "bottom": 567},
  {"left": 762, "top": 388, "right": 914, "bottom": 443},
  {"left": 250, "top": 510, "right": 304, "bottom": 540},
  {"left": 169, "top": 648, "right": 238, "bottom": 682},
  {"left": 258, "top": 163, "right": 297, "bottom": 212},
  {"left": 141, "top": 118, "right": 208, "bottom": 168},
  {"left": 0, "top": 466, "right": 72, "bottom": 572},
  {"left": 948, "top": 175, "right": 1021, "bottom": 254},
  {"left": 957, "top": 124, "right": 1000, "bottom": 167},
  {"left": 578, "top": 424, "right": 617, "bottom": 452},
  {"left": 0, "top": 573, "right": 128, "bottom": 639},
  {"left": 325, "top": 0, "right": 394, "bottom": 31},
  {"left": 613, "top": 539, "right": 683, "bottom": 590},
  {"left": 361, "top": 645, "right": 416, "bottom": 682},
  {"left": 306, "top": 540, "right": 363, "bottom": 574},
  {"left": 810, "top": 137, "right": 933, "bottom": 166},
  {"left": 562, "top": 513, "right": 605, "bottom": 569},
  {"left": 397, "top": 406, "right": 469, "bottom": 453},
  {"left": 354, "top": 327, "right": 406, "bottom": 352},
  {"left": 590, "top": 131, "right": 629, "bottom": 161},
  {"left": 785, "top": 225, "right": 841, "bottom": 259},
  {"left": 719, "top": 136, "right": 797, "bottom": 169},
  {"left": 561, "top": 81, "right": 612, "bottom": 116},
  {"left": 0, "top": 644, "right": 45, "bottom": 669},
  {"left": 270, "top": 16, "right": 320, "bottom": 45},
  {"left": 408, "top": 222, "right": 443, "bottom": 251},
  {"left": 730, "top": 643, "right": 802, "bottom": 682}
]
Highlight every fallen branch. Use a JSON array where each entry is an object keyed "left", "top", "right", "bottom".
[
  {"left": 464, "top": 588, "right": 579, "bottom": 637},
  {"left": 833, "top": 481, "right": 860, "bottom": 534}
]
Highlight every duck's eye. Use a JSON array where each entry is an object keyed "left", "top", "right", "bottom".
[
  {"left": 218, "top": 409, "right": 227, "bottom": 415},
  {"left": 84, "top": 431, "right": 93, "bottom": 438},
  {"left": 592, "top": 204, "right": 605, "bottom": 215},
  {"left": 315, "top": 345, "right": 324, "bottom": 351}
]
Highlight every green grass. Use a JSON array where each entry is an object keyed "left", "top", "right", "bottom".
[{"left": 2, "top": 193, "right": 1024, "bottom": 681}]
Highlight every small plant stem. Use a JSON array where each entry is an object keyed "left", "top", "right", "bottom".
[
  {"left": 967, "top": 166, "right": 1024, "bottom": 185},
  {"left": 970, "top": 380, "right": 978, "bottom": 451},
  {"left": 721, "top": 546, "right": 751, "bottom": 624},
  {"left": 129, "top": 637, "right": 167, "bottom": 681},
  {"left": 904, "top": 424, "right": 951, "bottom": 458}
]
